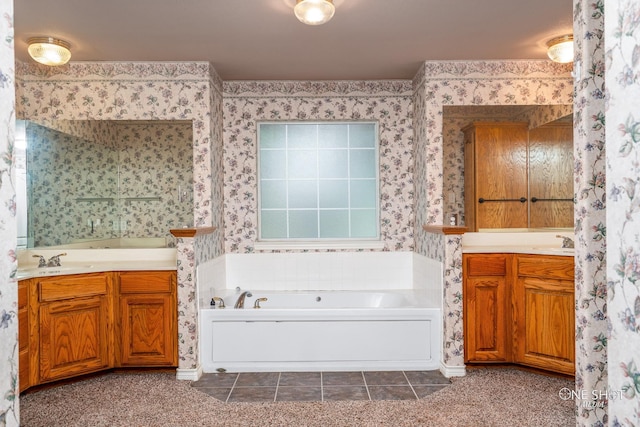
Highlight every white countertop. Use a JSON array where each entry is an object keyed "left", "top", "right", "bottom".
[
  {"left": 462, "top": 231, "right": 575, "bottom": 257},
  {"left": 17, "top": 248, "right": 177, "bottom": 280}
]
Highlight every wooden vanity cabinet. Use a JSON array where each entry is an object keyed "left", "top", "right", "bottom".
[
  {"left": 116, "top": 271, "right": 177, "bottom": 367},
  {"left": 36, "top": 273, "right": 114, "bottom": 383},
  {"left": 18, "top": 280, "right": 30, "bottom": 392},
  {"left": 463, "top": 253, "right": 575, "bottom": 375},
  {"left": 463, "top": 254, "right": 512, "bottom": 363},
  {"left": 512, "top": 255, "right": 575, "bottom": 375}
]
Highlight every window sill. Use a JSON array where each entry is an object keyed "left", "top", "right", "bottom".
[{"left": 253, "top": 240, "right": 385, "bottom": 251}]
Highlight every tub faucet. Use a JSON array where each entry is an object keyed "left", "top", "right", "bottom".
[
  {"left": 47, "top": 253, "right": 67, "bottom": 267},
  {"left": 234, "top": 291, "right": 252, "bottom": 309},
  {"left": 556, "top": 235, "right": 575, "bottom": 249}
]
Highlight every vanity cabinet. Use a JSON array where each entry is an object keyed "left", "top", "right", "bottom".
[
  {"left": 37, "top": 273, "right": 114, "bottom": 383},
  {"left": 18, "top": 270, "right": 177, "bottom": 391},
  {"left": 463, "top": 121, "right": 573, "bottom": 231},
  {"left": 512, "top": 255, "right": 575, "bottom": 375},
  {"left": 18, "top": 280, "right": 30, "bottom": 392},
  {"left": 116, "top": 271, "right": 177, "bottom": 367},
  {"left": 463, "top": 253, "right": 575, "bottom": 375},
  {"left": 463, "top": 254, "right": 511, "bottom": 362}
]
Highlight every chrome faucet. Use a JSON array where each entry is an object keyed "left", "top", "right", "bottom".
[
  {"left": 32, "top": 254, "right": 46, "bottom": 268},
  {"left": 556, "top": 235, "right": 575, "bottom": 249},
  {"left": 47, "top": 253, "right": 67, "bottom": 267},
  {"left": 234, "top": 291, "right": 252, "bottom": 309}
]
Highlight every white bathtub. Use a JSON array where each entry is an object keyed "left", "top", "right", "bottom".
[{"left": 199, "top": 290, "right": 441, "bottom": 373}]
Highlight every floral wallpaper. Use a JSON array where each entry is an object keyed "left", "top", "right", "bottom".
[
  {"left": 413, "top": 60, "right": 573, "bottom": 371},
  {"left": 16, "top": 61, "right": 225, "bottom": 373},
  {"left": 0, "top": 0, "right": 17, "bottom": 423},
  {"left": 573, "top": 0, "right": 608, "bottom": 425},
  {"left": 605, "top": 0, "right": 640, "bottom": 424},
  {"left": 222, "top": 80, "right": 414, "bottom": 253}
]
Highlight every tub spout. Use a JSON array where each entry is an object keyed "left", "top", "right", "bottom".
[{"left": 234, "top": 291, "right": 252, "bottom": 309}]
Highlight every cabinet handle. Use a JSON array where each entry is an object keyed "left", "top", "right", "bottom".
[
  {"left": 530, "top": 197, "right": 574, "bottom": 203},
  {"left": 478, "top": 197, "right": 527, "bottom": 204}
]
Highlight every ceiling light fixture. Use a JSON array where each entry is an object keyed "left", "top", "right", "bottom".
[
  {"left": 27, "top": 37, "right": 72, "bottom": 66},
  {"left": 546, "top": 35, "right": 574, "bottom": 64},
  {"left": 294, "top": 0, "right": 335, "bottom": 25}
]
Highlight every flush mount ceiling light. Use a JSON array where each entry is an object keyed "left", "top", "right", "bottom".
[
  {"left": 546, "top": 35, "right": 574, "bottom": 64},
  {"left": 294, "top": 0, "right": 335, "bottom": 25},
  {"left": 27, "top": 37, "right": 72, "bottom": 66}
]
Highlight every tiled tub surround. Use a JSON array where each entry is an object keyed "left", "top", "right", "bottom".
[{"left": 197, "top": 252, "right": 443, "bottom": 374}]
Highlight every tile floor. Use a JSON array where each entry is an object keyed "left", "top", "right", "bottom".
[{"left": 191, "top": 371, "right": 450, "bottom": 402}]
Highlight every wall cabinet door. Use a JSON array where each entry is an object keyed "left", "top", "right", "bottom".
[
  {"left": 117, "top": 271, "right": 177, "bottom": 367},
  {"left": 528, "top": 122, "right": 574, "bottom": 228},
  {"left": 463, "top": 122, "right": 529, "bottom": 231},
  {"left": 463, "top": 254, "right": 511, "bottom": 362},
  {"left": 513, "top": 255, "right": 575, "bottom": 375}
]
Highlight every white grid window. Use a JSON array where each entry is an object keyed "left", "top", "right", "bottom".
[{"left": 258, "top": 122, "right": 379, "bottom": 241}]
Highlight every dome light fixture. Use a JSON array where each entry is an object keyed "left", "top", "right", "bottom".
[
  {"left": 27, "top": 37, "right": 72, "bottom": 66},
  {"left": 294, "top": 0, "right": 335, "bottom": 25},
  {"left": 546, "top": 35, "right": 574, "bottom": 64}
]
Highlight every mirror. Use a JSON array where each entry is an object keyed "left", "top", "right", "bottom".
[
  {"left": 15, "top": 119, "right": 194, "bottom": 248},
  {"left": 442, "top": 104, "right": 573, "bottom": 230}
]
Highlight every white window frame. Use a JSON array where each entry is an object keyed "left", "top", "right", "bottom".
[{"left": 255, "top": 121, "right": 383, "bottom": 250}]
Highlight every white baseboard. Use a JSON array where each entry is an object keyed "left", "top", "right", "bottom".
[
  {"left": 176, "top": 365, "right": 203, "bottom": 381},
  {"left": 440, "top": 362, "right": 466, "bottom": 378}
]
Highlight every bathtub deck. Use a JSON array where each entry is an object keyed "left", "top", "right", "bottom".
[{"left": 191, "top": 370, "right": 450, "bottom": 402}]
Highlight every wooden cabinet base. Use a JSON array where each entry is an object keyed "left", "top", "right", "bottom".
[{"left": 464, "top": 253, "right": 575, "bottom": 376}]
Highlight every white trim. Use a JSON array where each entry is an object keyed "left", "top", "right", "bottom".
[
  {"left": 439, "top": 362, "right": 466, "bottom": 378},
  {"left": 176, "top": 366, "right": 202, "bottom": 381},
  {"left": 202, "top": 360, "right": 439, "bottom": 373},
  {"left": 253, "top": 240, "right": 385, "bottom": 251}
]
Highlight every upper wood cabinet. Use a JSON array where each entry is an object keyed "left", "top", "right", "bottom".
[{"left": 463, "top": 121, "right": 573, "bottom": 231}]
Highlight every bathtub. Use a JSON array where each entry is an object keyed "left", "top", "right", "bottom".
[{"left": 199, "top": 290, "right": 441, "bottom": 373}]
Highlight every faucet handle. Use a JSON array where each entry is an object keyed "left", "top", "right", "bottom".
[
  {"left": 47, "top": 253, "right": 68, "bottom": 267},
  {"left": 212, "top": 297, "right": 226, "bottom": 309},
  {"left": 254, "top": 297, "right": 268, "bottom": 309},
  {"left": 32, "top": 254, "right": 46, "bottom": 268}
]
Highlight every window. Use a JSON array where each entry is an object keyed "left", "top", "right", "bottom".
[{"left": 258, "top": 122, "right": 379, "bottom": 243}]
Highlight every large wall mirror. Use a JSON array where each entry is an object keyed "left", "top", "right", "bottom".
[
  {"left": 442, "top": 104, "right": 573, "bottom": 231},
  {"left": 15, "top": 119, "right": 194, "bottom": 248}
]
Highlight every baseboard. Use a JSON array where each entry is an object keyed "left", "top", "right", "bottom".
[
  {"left": 440, "top": 362, "right": 466, "bottom": 378},
  {"left": 176, "top": 365, "right": 203, "bottom": 381}
]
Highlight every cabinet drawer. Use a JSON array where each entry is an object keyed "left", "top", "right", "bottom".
[
  {"left": 39, "top": 274, "right": 108, "bottom": 302},
  {"left": 517, "top": 256, "right": 574, "bottom": 280},
  {"left": 465, "top": 255, "right": 507, "bottom": 276},
  {"left": 119, "top": 271, "right": 174, "bottom": 293}
]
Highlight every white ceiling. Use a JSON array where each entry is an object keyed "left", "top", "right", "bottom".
[{"left": 14, "top": 0, "right": 574, "bottom": 81}]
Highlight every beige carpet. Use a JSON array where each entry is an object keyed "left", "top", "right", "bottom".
[{"left": 19, "top": 367, "right": 574, "bottom": 427}]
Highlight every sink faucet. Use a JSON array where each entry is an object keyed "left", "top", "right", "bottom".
[
  {"left": 556, "top": 235, "right": 574, "bottom": 249},
  {"left": 234, "top": 291, "right": 252, "bottom": 309},
  {"left": 46, "top": 253, "right": 67, "bottom": 267}
]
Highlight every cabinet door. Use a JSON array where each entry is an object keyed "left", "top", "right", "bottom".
[
  {"left": 513, "top": 256, "right": 575, "bottom": 375},
  {"left": 463, "top": 254, "right": 511, "bottom": 362},
  {"left": 117, "top": 271, "right": 177, "bottom": 367},
  {"left": 39, "top": 295, "right": 111, "bottom": 382},
  {"left": 471, "top": 123, "right": 529, "bottom": 230},
  {"left": 529, "top": 123, "right": 573, "bottom": 228}
]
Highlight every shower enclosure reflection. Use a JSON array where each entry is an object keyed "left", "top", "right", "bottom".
[{"left": 16, "top": 119, "right": 194, "bottom": 248}]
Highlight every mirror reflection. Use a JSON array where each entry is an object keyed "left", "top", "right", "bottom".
[
  {"left": 442, "top": 104, "right": 573, "bottom": 231},
  {"left": 16, "top": 120, "right": 194, "bottom": 248}
]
